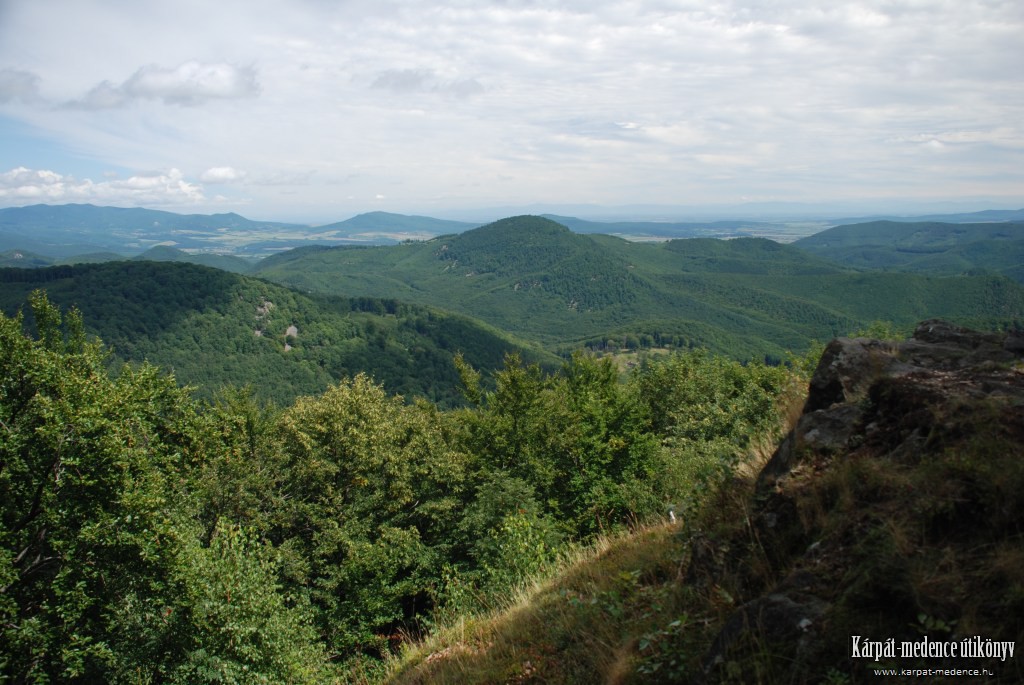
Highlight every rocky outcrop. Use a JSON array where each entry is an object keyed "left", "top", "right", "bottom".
[
  {"left": 759, "top": 320, "right": 1023, "bottom": 492},
  {"left": 698, "top": 320, "right": 1024, "bottom": 683}
]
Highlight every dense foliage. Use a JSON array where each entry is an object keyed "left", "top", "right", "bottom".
[
  {"left": 0, "top": 294, "right": 327, "bottom": 682},
  {"left": 0, "top": 295, "right": 801, "bottom": 682},
  {"left": 254, "top": 216, "right": 1024, "bottom": 358},
  {"left": 794, "top": 220, "right": 1024, "bottom": 282},
  {"left": 0, "top": 261, "right": 557, "bottom": 407}
]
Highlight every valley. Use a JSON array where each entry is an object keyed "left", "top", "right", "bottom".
[
  {"left": 2, "top": 208, "right": 1022, "bottom": 406},
  {"left": 4, "top": 3, "right": 1020, "bottom": 680},
  {"left": 1, "top": 203, "right": 1023, "bottom": 683},
  {"left": 252, "top": 215, "right": 1024, "bottom": 359},
  {"left": 6, "top": 202, "right": 989, "bottom": 262}
]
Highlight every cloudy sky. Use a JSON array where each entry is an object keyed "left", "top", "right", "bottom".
[{"left": 0, "top": 0, "right": 1021, "bottom": 222}]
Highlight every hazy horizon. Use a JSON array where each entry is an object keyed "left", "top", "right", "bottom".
[{"left": 3, "top": 198, "right": 1023, "bottom": 228}]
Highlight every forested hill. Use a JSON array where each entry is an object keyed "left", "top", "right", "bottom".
[
  {"left": 254, "top": 215, "right": 1024, "bottom": 359},
  {"left": 794, "top": 220, "right": 1024, "bottom": 281},
  {"left": 0, "top": 260, "right": 556, "bottom": 406}
]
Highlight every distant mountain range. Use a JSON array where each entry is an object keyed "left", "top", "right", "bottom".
[
  {"left": 538, "top": 214, "right": 778, "bottom": 238},
  {"left": 4, "top": 203, "right": 1021, "bottom": 264},
  {"left": 0, "top": 203, "right": 305, "bottom": 258},
  {"left": 314, "top": 211, "right": 480, "bottom": 239},
  {"left": 3, "top": 212, "right": 1023, "bottom": 397},
  {"left": 0, "top": 204, "right": 478, "bottom": 260},
  {"left": 833, "top": 208, "right": 1024, "bottom": 225}
]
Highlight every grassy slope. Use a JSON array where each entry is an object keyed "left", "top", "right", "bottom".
[{"left": 382, "top": 524, "right": 693, "bottom": 685}]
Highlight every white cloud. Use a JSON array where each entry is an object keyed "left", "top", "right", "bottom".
[
  {"left": 0, "top": 0, "right": 1021, "bottom": 216},
  {"left": 75, "top": 80, "right": 129, "bottom": 109},
  {"left": 200, "top": 166, "right": 246, "bottom": 183},
  {"left": 250, "top": 170, "right": 316, "bottom": 187},
  {"left": 890, "top": 128, "right": 1024, "bottom": 149},
  {"left": 0, "top": 167, "right": 63, "bottom": 198},
  {"left": 0, "top": 167, "right": 205, "bottom": 205},
  {"left": 124, "top": 62, "right": 259, "bottom": 104},
  {"left": 446, "top": 78, "right": 485, "bottom": 98},
  {"left": 372, "top": 68, "right": 434, "bottom": 93}
]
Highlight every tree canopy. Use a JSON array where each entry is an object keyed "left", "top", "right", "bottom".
[{"left": 0, "top": 293, "right": 802, "bottom": 681}]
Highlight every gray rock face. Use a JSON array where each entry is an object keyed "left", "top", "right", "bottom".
[
  {"left": 698, "top": 320, "right": 1024, "bottom": 683},
  {"left": 759, "top": 319, "right": 1023, "bottom": 492}
]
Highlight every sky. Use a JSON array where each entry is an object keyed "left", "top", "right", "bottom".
[{"left": 0, "top": 0, "right": 1022, "bottom": 223}]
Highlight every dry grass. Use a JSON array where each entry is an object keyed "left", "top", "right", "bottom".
[{"left": 382, "top": 523, "right": 696, "bottom": 684}]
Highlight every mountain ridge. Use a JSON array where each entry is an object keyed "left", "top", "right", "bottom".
[
  {"left": 314, "top": 210, "right": 480, "bottom": 236},
  {"left": 0, "top": 260, "right": 557, "bottom": 406},
  {"left": 832, "top": 207, "right": 1024, "bottom": 225},
  {"left": 254, "top": 215, "right": 1024, "bottom": 359},
  {"left": 795, "top": 220, "right": 1024, "bottom": 281}
]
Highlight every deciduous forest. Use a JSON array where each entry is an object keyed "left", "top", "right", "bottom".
[{"left": 1, "top": 293, "right": 803, "bottom": 682}]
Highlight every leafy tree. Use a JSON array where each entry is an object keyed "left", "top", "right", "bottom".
[
  {"left": 630, "top": 349, "right": 793, "bottom": 515},
  {"left": 0, "top": 293, "right": 335, "bottom": 682},
  {"left": 455, "top": 471, "right": 562, "bottom": 594},
  {"left": 457, "top": 353, "right": 663, "bottom": 537},
  {"left": 161, "top": 522, "right": 326, "bottom": 685},
  {"left": 0, "top": 292, "right": 200, "bottom": 681},
  {"left": 273, "top": 375, "right": 469, "bottom": 656},
  {"left": 193, "top": 387, "right": 291, "bottom": 541},
  {"left": 633, "top": 348, "right": 789, "bottom": 445}
]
